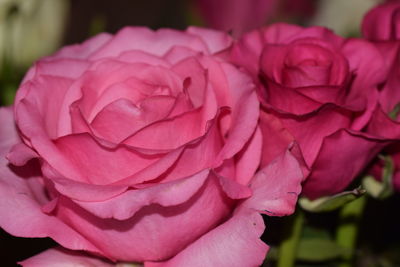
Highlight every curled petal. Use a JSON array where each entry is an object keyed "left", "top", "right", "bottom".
[{"left": 243, "top": 149, "right": 303, "bottom": 216}]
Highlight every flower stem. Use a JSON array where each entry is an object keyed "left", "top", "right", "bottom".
[
  {"left": 277, "top": 209, "right": 305, "bottom": 267},
  {"left": 335, "top": 195, "right": 367, "bottom": 267}
]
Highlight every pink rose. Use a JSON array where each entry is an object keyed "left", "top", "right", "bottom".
[
  {"left": 362, "top": 1, "right": 400, "bottom": 191},
  {"left": 0, "top": 27, "right": 303, "bottom": 266},
  {"left": 230, "top": 23, "right": 389, "bottom": 199}
]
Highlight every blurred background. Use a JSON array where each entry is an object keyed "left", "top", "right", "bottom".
[
  {"left": 0, "top": 0, "right": 383, "bottom": 105},
  {"left": 2, "top": 0, "right": 399, "bottom": 266}
]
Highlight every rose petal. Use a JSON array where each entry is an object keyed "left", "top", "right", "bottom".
[
  {"left": 230, "top": 29, "right": 266, "bottom": 77},
  {"left": 263, "top": 23, "right": 343, "bottom": 46},
  {"left": 0, "top": 107, "right": 102, "bottom": 257},
  {"left": 54, "top": 133, "right": 163, "bottom": 184},
  {"left": 54, "top": 33, "right": 112, "bottom": 59},
  {"left": 7, "top": 143, "right": 38, "bottom": 166},
  {"left": 117, "top": 50, "right": 171, "bottom": 67},
  {"left": 171, "top": 57, "right": 208, "bottom": 108},
  {"left": 259, "top": 110, "right": 295, "bottom": 165},
  {"left": 362, "top": 1, "right": 400, "bottom": 41},
  {"left": 341, "top": 39, "right": 385, "bottom": 113},
  {"left": 54, "top": 173, "right": 232, "bottom": 262},
  {"left": 215, "top": 173, "right": 252, "bottom": 199},
  {"left": 212, "top": 63, "right": 259, "bottom": 164},
  {"left": 72, "top": 169, "right": 211, "bottom": 220},
  {"left": 378, "top": 45, "right": 400, "bottom": 114},
  {"left": 234, "top": 126, "right": 262, "bottom": 185},
  {"left": 89, "top": 27, "right": 209, "bottom": 60},
  {"left": 44, "top": 164, "right": 128, "bottom": 202},
  {"left": 90, "top": 97, "right": 176, "bottom": 143},
  {"left": 151, "top": 120, "right": 223, "bottom": 184},
  {"left": 123, "top": 107, "right": 206, "bottom": 150},
  {"left": 77, "top": 61, "right": 183, "bottom": 122},
  {"left": 267, "top": 104, "right": 352, "bottom": 167},
  {"left": 262, "top": 80, "right": 324, "bottom": 115},
  {"left": 243, "top": 149, "right": 303, "bottom": 216},
  {"left": 19, "top": 247, "right": 115, "bottom": 267},
  {"left": 367, "top": 106, "right": 400, "bottom": 139},
  {"left": 303, "top": 129, "right": 388, "bottom": 199},
  {"left": 145, "top": 209, "right": 267, "bottom": 267},
  {"left": 17, "top": 76, "right": 74, "bottom": 139},
  {"left": 112, "top": 147, "right": 184, "bottom": 186},
  {"left": 16, "top": 99, "right": 84, "bottom": 182},
  {"left": 187, "top": 27, "right": 233, "bottom": 54},
  {"left": 22, "top": 58, "right": 90, "bottom": 85}
]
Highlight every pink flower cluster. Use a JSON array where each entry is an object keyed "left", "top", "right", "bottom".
[{"left": 0, "top": 1, "right": 399, "bottom": 266}]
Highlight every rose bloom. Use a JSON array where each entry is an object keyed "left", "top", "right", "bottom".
[
  {"left": 363, "top": 1, "right": 400, "bottom": 191},
  {"left": 0, "top": 27, "right": 303, "bottom": 266},
  {"left": 230, "top": 23, "right": 391, "bottom": 199}
]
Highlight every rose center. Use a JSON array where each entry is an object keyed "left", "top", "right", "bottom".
[{"left": 282, "top": 43, "right": 333, "bottom": 87}]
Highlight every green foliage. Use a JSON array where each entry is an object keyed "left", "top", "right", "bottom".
[
  {"left": 297, "top": 238, "right": 346, "bottom": 262},
  {"left": 362, "top": 155, "right": 394, "bottom": 200},
  {"left": 299, "top": 188, "right": 366, "bottom": 213},
  {"left": 0, "top": 60, "right": 23, "bottom": 106}
]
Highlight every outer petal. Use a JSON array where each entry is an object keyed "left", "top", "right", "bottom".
[
  {"left": 341, "top": 39, "right": 385, "bottom": 123},
  {"left": 54, "top": 173, "right": 233, "bottom": 262},
  {"left": 0, "top": 107, "right": 102, "bottom": 256},
  {"left": 259, "top": 110, "right": 294, "bottom": 166},
  {"left": 362, "top": 1, "right": 400, "bottom": 41},
  {"left": 243, "top": 149, "right": 303, "bottom": 216},
  {"left": 367, "top": 106, "right": 400, "bottom": 139},
  {"left": 89, "top": 27, "right": 209, "bottom": 60},
  {"left": 53, "top": 33, "right": 113, "bottom": 59},
  {"left": 261, "top": 23, "right": 343, "bottom": 45},
  {"left": 268, "top": 104, "right": 352, "bottom": 168},
  {"left": 377, "top": 46, "right": 400, "bottom": 114},
  {"left": 20, "top": 248, "right": 115, "bottom": 267},
  {"left": 21, "top": 58, "right": 90, "bottom": 86},
  {"left": 230, "top": 29, "right": 266, "bottom": 77},
  {"left": 145, "top": 209, "right": 267, "bottom": 267},
  {"left": 187, "top": 27, "right": 233, "bottom": 54},
  {"left": 17, "top": 75, "right": 75, "bottom": 139},
  {"left": 303, "top": 129, "right": 388, "bottom": 199},
  {"left": 20, "top": 33, "right": 110, "bottom": 84}
]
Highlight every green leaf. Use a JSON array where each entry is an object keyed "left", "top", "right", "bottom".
[
  {"left": 362, "top": 155, "right": 394, "bottom": 199},
  {"left": 299, "top": 188, "right": 365, "bottom": 213},
  {"left": 302, "top": 225, "right": 331, "bottom": 240},
  {"left": 296, "top": 238, "right": 346, "bottom": 262}
]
